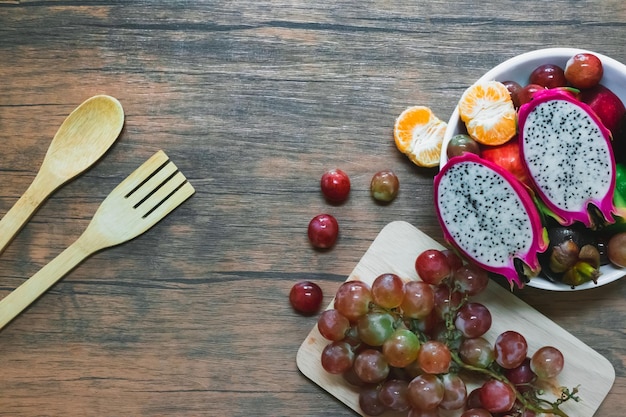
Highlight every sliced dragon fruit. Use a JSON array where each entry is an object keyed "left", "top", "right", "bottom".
[
  {"left": 518, "top": 88, "right": 617, "bottom": 228},
  {"left": 434, "top": 153, "right": 548, "bottom": 288}
]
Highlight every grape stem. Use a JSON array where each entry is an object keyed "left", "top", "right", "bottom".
[
  {"left": 450, "top": 350, "right": 577, "bottom": 417},
  {"left": 373, "top": 288, "right": 580, "bottom": 416},
  {"left": 438, "top": 286, "right": 578, "bottom": 417}
]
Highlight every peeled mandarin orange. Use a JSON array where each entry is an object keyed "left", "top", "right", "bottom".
[
  {"left": 458, "top": 80, "right": 517, "bottom": 146},
  {"left": 393, "top": 105, "right": 447, "bottom": 168}
]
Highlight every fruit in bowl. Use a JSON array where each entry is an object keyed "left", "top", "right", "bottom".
[{"left": 437, "top": 48, "right": 626, "bottom": 291}]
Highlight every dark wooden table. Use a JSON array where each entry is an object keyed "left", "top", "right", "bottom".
[{"left": 1, "top": 1, "right": 624, "bottom": 416}]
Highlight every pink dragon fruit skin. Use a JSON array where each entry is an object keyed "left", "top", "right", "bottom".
[
  {"left": 518, "top": 88, "right": 617, "bottom": 228},
  {"left": 434, "top": 153, "right": 548, "bottom": 288}
]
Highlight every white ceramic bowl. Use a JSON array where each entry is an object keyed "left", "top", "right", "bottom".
[{"left": 440, "top": 47, "right": 626, "bottom": 291}]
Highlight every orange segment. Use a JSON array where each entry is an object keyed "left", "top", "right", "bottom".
[
  {"left": 458, "top": 80, "right": 517, "bottom": 146},
  {"left": 394, "top": 106, "right": 447, "bottom": 168}
]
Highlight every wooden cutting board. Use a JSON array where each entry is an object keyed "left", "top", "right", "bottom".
[{"left": 296, "top": 221, "right": 615, "bottom": 417}]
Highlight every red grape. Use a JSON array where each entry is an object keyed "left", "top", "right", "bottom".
[
  {"left": 400, "top": 281, "right": 434, "bottom": 319},
  {"left": 317, "top": 309, "right": 350, "bottom": 341},
  {"left": 371, "top": 273, "right": 405, "bottom": 308},
  {"left": 565, "top": 53, "right": 603, "bottom": 89},
  {"left": 495, "top": 331, "right": 528, "bottom": 369},
  {"left": 417, "top": 340, "right": 451, "bottom": 374},
  {"left": 343, "top": 324, "right": 361, "bottom": 348},
  {"left": 455, "top": 302, "right": 492, "bottom": 338},
  {"left": 433, "top": 285, "right": 463, "bottom": 319},
  {"left": 307, "top": 213, "right": 339, "bottom": 249},
  {"left": 408, "top": 407, "right": 440, "bottom": 417},
  {"left": 531, "top": 346, "right": 564, "bottom": 379},
  {"left": 607, "top": 232, "right": 626, "bottom": 267},
  {"left": 370, "top": 170, "right": 400, "bottom": 202},
  {"left": 342, "top": 366, "right": 366, "bottom": 387},
  {"left": 447, "top": 133, "right": 481, "bottom": 158},
  {"left": 354, "top": 349, "right": 390, "bottom": 384},
  {"left": 460, "top": 408, "right": 493, "bottom": 417},
  {"left": 333, "top": 280, "right": 372, "bottom": 322},
  {"left": 442, "top": 249, "right": 464, "bottom": 270},
  {"left": 502, "top": 80, "right": 523, "bottom": 108},
  {"left": 504, "top": 357, "right": 535, "bottom": 387},
  {"left": 321, "top": 341, "right": 354, "bottom": 374},
  {"left": 459, "top": 337, "right": 495, "bottom": 369},
  {"left": 529, "top": 63, "right": 567, "bottom": 89},
  {"left": 407, "top": 373, "right": 444, "bottom": 410},
  {"left": 453, "top": 263, "right": 489, "bottom": 295},
  {"left": 415, "top": 249, "right": 452, "bottom": 285},
  {"left": 289, "top": 281, "right": 323, "bottom": 315},
  {"left": 479, "top": 379, "right": 516, "bottom": 413},
  {"left": 358, "top": 385, "right": 386, "bottom": 416},
  {"left": 518, "top": 83, "right": 545, "bottom": 106},
  {"left": 466, "top": 388, "right": 483, "bottom": 409},
  {"left": 378, "top": 379, "right": 411, "bottom": 412},
  {"left": 320, "top": 168, "right": 351, "bottom": 203},
  {"left": 439, "top": 373, "right": 467, "bottom": 410}
]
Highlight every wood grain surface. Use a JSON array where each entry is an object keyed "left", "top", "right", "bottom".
[{"left": 1, "top": 1, "right": 625, "bottom": 416}]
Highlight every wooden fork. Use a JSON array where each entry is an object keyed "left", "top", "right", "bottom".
[{"left": 0, "top": 150, "right": 195, "bottom": 330}]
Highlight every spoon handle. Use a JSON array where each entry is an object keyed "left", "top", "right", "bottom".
[
  {"left": 0, "top": 237, "right": 90, "bottom": 330},
  {"left": 0, "top": 168, "right": 62, "bottom": 256}
]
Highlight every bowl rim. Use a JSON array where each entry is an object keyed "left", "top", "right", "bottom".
[{"left": 439, "top": 47, "right": 626, "bottom": 291}]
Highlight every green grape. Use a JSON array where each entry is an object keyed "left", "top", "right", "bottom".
[
  {"left": 382, "top": 328, "right": 420, "bottom": 368},
  {"left": 357, "top": 311, "right": 395, "bottom": 346}
]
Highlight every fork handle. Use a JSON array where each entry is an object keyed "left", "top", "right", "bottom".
[
  {"left": 0, "top": 236, "right": 94, "bottom": 330},
  {"left": 0, "top": 169, "right": 62, "bottom": 256}
]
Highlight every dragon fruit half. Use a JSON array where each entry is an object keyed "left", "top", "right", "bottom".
[
  {"left": 434, "top": 152, "right": 548, "bottom": 288},
  {"left": 518, "top": 88, "right": 617, "bottom": 228}
]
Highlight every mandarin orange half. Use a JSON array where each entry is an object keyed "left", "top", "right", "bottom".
[
  {"left": 458, "top": 80, "right": 517, "bottom": 146},
  {"left": 394, "top": 106, "right": 447, "bottom": 168}
]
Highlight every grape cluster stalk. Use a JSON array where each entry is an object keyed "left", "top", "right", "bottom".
[{"left": 316, "top": 249, "right": 580, "bottom": 417}]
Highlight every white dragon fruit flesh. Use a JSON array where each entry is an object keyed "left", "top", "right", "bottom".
[
  {"left": 434, "top": 153, "right": 548, "bottom": 288},
  {"left": 518, "top": 88, "right": 617, "bottom": 228}
]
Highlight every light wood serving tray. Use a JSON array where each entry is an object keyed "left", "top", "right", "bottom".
[{"left": 297, "top": 221, "right": 615, "bottom": 417}]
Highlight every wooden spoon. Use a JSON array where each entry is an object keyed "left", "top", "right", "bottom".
[{"left": 0, "top": 95, "right": 124, "bottom": 256}]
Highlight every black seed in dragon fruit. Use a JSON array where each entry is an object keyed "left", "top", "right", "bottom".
[
  {"left": 518, "top": 88, "right": 617, "bottom": 228},
  {"left": 434, "top": 153, "right": 548, "bottom": 289}
]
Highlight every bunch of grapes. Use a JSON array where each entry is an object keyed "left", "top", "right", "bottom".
[{"left": 316, "top": 249, "right": 578, "bottom": 417}]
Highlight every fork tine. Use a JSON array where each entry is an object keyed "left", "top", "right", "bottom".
[
  {"left": 85, "top": 150, "right": 195, "bottom": 246},
  {"left": 128, "top": 164, "right": 182, "bottom": 209},
  {"left": 116, "top": 151, "right": 195, "bottom": 229},
  {"left": 125, "top": 157, "right": 179, "bottom": 204},
  {"left": 115, "top": 150, "right": 171, "bottom": 197},
  {"left": 143, "top": 180, "right": 195, "bottom": 221}
]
